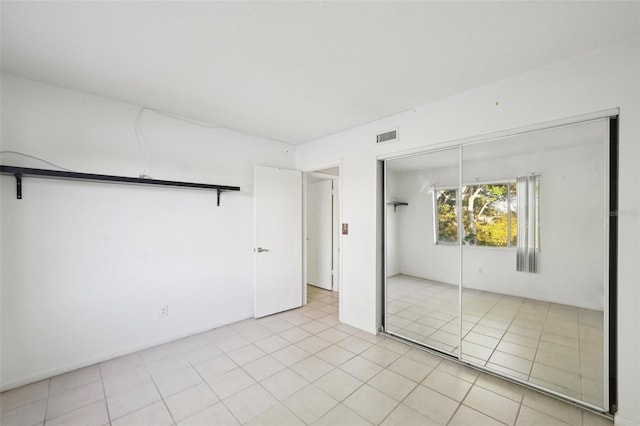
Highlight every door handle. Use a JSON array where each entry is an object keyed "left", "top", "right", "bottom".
[{"left": 255, "top": 247, "right": 270, "bottom": 253}]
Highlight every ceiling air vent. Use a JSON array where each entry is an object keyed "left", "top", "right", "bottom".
[{"left": 376, "top": 129, "right": 398, "bottom": 144}]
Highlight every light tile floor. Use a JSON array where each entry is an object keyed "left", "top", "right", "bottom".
[
  {"left": 386, "top": 274, "right": 605, "bottom": 407},
  {"left": 1, "top": 285, "right": 611, "bottom": 426}
]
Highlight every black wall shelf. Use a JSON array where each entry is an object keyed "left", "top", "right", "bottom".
[
  {"left": 387, "top": 201, "right": 408, "bottom": 212},
  {"left": 0, "top": 165, "right": 240, "bottom": 206}
]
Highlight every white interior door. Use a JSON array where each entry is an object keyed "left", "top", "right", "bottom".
[
  {"left": 254, "top": 166, "right": 303, "bottom": 318},
  {"left": 307, "top": 179, "right": 333, "bottom": 290}
]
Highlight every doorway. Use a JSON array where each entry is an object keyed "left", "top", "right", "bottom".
[{"left": 305, "top": 167, "right": 340, "bottom": 298}]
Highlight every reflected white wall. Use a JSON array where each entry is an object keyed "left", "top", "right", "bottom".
[{"left": 386, "top": 134, "right": 605, "bottom": 310}]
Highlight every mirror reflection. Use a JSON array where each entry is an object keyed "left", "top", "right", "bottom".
[
  {"left": 385, "top": 120, "right": 608, "bottom": 409},
  {"left": 385, "top": 148, "right": 460, "bottom": 355}
]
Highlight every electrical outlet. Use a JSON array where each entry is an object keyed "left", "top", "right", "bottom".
[{"left": 159, "top": 305, "right": 168, "bottom": 317}]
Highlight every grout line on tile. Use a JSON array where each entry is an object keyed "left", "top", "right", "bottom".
[
  {"left": 512, "top": 392, "right": 525, "bottom": 426},
  {"left": 148, "top": 365, "right": 178, "bottom": 426},
  {"left": 42, "top": 378, "right": 52, "bottom": 425},
  {"left": 97, "top": 361, "right": 112, "bottom": 425}
]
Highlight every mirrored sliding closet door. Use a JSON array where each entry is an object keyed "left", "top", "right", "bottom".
[
  {"left": 384, "top": 147, "right": 461, "bottom": 356},
  {"left": 384, "top": 118, "right": 611, "bottom": 411}
]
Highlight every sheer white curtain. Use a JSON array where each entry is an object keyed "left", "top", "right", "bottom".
[{"left": 516, "top": 175, "right": 540, "bottom": 273}]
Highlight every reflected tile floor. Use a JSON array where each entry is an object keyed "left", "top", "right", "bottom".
[
  {"left": 386, "top": 274, "right": 605, "bottom": 407},
  {"left": 1, "top": 285, "right": 611, "bottom": 426}
]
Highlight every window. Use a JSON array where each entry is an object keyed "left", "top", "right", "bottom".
[
  {"left": 434, "top": 188, "right": 458, "bottom": 244},
  {"left": 434, "top": 182, "right": 518, "bottom": 248},
  {"left": 462, "top": 183, "right": 517, "bottom": 247}
]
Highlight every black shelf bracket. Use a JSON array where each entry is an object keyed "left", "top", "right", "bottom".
[
  {"left": 387, "top": 201, "right": 408, "bottom": 212},
  {"left": 1, "top": 165, "right": 240, "bottom": 206},
  {"left": 14, "top": 173, "right": 22, "bottom": 199}
]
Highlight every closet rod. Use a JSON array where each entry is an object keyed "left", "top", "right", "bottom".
[{"left": 0, "top": 165, "right": 240, "bottom": 206}]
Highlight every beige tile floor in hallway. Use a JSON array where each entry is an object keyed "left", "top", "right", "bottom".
[{"left": 1, "top": 285, "right": 612, "bottom": 426}]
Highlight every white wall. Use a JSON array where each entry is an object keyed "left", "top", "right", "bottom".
[
  {"left": 389, "top": 138, "right": 606, "bottom": 310},
  {"left": 296, "top": 38, "right": 640, "bottom": 424},
  {"left": 0, "top": 73, "right": 295, "bottom": 390}
]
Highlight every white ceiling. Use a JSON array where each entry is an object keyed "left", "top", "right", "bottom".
[{"left": 2, "top": 1, "right": 639, "bottom": 145}]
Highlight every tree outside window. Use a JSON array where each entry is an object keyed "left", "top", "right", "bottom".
[
  {"left": 435, "top": 188, "right": 458, "bottom": 244},
  {"left": 435, "top": 183, "right": 517, "bottom": 247}
]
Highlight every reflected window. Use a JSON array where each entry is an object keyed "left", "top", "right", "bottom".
[
  {"left": 434, "top": 188, "right": 458, "bottom": 244},
  {"left": 434, "top": 182, "right": 518, "bottom": 247},
  {"left": 462, "top": 183, "right": 517, "bottom": 247}
]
